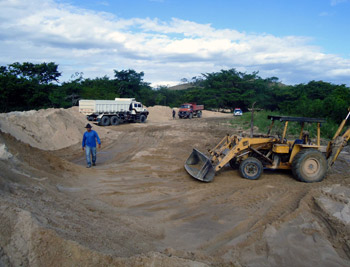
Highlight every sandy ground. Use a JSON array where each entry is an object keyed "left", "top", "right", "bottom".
[{"left": 0, "top": 106, "right": 350, "bottom": 266}]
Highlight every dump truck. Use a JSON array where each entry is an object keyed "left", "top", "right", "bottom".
[
  {"left": 178, "top": 103, "right": 204, "bottom": 119},
  {"left": 185, "top": 108, "right": 350, "bottom": 183},
  {"left": 79, "top": 98, "right": 149, "bottom": 126}
]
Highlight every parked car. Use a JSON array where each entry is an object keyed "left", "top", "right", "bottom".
[{"left": 234, "top": 108, "right": 243, "bottom": 116}]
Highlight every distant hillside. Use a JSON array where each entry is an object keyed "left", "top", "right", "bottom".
[
  {"left": 167, "top": 83, "right": 197, "bottom": 90},
  {"left": 168, "top": 81, "right": 287, "bottom": 91}
]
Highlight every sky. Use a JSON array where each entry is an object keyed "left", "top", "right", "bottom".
[{"left": 0, "top": 0, "right": 350, "bottom": 87}]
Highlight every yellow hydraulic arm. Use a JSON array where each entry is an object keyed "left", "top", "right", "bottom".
[{"left": 326, "top": 108, "right": 350, "bottom": 167}]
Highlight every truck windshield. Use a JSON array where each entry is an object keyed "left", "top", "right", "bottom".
[{"left": 181, "top": 105, "right": 191, "bottom": 108}]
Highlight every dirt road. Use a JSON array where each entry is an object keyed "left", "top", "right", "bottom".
[{"left": 1, "top": 107, "right": 350, "bottom": 266}]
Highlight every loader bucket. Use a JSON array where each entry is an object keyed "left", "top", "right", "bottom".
[{"left": 184, "top": 148, "right": 215, "bottom": 182}]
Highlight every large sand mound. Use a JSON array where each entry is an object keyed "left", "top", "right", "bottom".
[
  {"left": 147, "top": 105, "right": 176, "bottom": 122},
  {"left": 0, "top": 107, "right": 87, "bottom": 150},
  {"left": 0, "top": 106, "right": 231, "bottom": 150}
]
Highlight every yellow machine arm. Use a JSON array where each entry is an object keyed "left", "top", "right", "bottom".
[{"left": 326, "top": 109, "right": 350, "bottom": 167}]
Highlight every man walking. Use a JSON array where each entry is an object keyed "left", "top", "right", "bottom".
[{"left": 82, "top": 123, "right": 101, "bottom": 168}]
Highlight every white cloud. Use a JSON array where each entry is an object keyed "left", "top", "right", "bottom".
[
  {"left": 319, "top": 11, "right": 333, "bottom": 16},
  {"left": 331, "top": 0, "right": 349, "bottom": 6},
  {"left": 0, "top": 0, "right": 349, "bottom": 86}
]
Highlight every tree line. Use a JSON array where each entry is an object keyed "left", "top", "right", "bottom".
[{"left": 1, "top": 62, "right": 349, "bottom": 124}]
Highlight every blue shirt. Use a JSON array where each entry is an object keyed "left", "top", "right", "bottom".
[{"left": 82, "top": 130, "right": 101, "bottom": 148}]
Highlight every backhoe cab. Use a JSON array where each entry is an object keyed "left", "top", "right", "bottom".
[{"left": 185, "top": 108, "right": 350, "bottom": 183}]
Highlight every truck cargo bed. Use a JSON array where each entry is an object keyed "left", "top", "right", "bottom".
[{"left": 79, "top": 99, "right": 132, "bottom": 115}]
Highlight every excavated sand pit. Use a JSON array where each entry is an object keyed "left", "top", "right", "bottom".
[{"left": 0, "top": 106, "right": 350, "bottom": 266}]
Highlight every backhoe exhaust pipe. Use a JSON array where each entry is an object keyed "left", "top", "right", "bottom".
[{"left": 184, "top": 148, "right": 215, "bottom": 182}]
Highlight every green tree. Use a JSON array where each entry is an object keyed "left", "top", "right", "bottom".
[
  {"left": 8, "top": 62, "right": 61, "bottom": 84},
  {"left": 114, "top": 69, "right": 146, "bottom": 98},
  {"left": 80, "top": 76, "right": 118, "bottom": 100}
]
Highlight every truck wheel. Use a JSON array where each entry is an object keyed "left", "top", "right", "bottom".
[
  {"left": 110, "top": 116, "right": 119, "bottom": 125},
  {"left": 239, "top": 157, "right": 263, "bottom": 180},
  {"left": 101, "top": 116, "right": 110, "bottom": 126},
  {"left": 197, "top": 112, "right": 202, "bottom": 118},
  {"left": 139, "top": 114, "right": 146, "bottom": 123},
  {"left": 292, "top": 149, "right": 327, "bottom": 183},
  {"left": 87, "top": 116, "right": 94, "bottom": 121}
]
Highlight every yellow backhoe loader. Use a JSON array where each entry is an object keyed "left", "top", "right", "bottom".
[{"left": 185, "top": 108, "right": 350, "bottom": 183}]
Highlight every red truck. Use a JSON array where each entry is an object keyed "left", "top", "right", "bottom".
[{"left": 178, "top": 103, "right": 204, "bottom": 119}]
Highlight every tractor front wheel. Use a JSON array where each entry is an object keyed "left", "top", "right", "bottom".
[
  {"left": 292, "top": 149, "right": 327, "bottom": 183},
  {"left": 239, "top": 157, "right": 263, "bottom": 180}
]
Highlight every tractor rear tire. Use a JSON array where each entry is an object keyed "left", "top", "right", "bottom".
[
  {"left": 239, "top": 157, "right": 263, "bottom": 180},
  {"left": 292, "top": 149, "right": 327, "bottom": 183}
]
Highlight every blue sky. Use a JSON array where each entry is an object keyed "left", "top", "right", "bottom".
[
  {"left": 1, "top": 0, "right": 350, "bottom": 86},
  {"left": 69, "top": 0, "right": 350, "bottom": 57}
]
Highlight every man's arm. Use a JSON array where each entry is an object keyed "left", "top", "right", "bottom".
[
  {"left": 95, "top": 132, "right": 101, "bottom": 148},
  {"left": 82, "top": 133, "right": 86, "bottom": 150}
]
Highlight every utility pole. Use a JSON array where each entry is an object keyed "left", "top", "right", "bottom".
[
  {"left": 250, "top": 102, "right": 256, "bottom": 138},
  {"left": 248, "top": 102, "right": 263, "bottom": 137}
]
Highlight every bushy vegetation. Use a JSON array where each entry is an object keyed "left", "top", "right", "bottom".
[
  {"left": 1, "top": 62, "right": 349, "bottom": 136},
  {"left": 179, "top": 70, "right": 350, "bottom": 124},
  {"left": 230, "top": 110, "right": 340, "bottom": 140}
]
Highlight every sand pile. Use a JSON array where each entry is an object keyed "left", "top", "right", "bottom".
[
  {"left": 147, "top": 105, "right": 176, "bottom": 122},
  {"left": 146, "top": 105, "right": 232, "bottom": 122},
  {"left": 202, "top": 109, "right": 232, "bottom": 118},
  {"left": 0, "top": 105, "right": 230, "bottom": 151},
  {"left": 0, "top": 107, "right": 110, "bottom": 151}
]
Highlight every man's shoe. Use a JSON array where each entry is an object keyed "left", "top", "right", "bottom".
[
  {"left": 92, "top": 162, "right": 96, "bottom": 166},
  {"left": 86, "top": 165, "right": 91, "bottom": 168}
]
